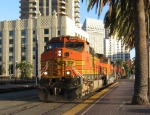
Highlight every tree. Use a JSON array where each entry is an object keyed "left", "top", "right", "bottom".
[
  {"left": 1, "top": 67, "right": 6, "bottom": 75},
  {"left": 131, "top": 0, "right": 149, "bottom": 105},
  {"left": 82, "top": 0, "right": 150, "bottom": 104},
  {"left": 116, "top": 59, "right": 123, "bottom": 67},
  {"left": 16, "top": 61, "right": 33, "bottom": 79},
  {"left": 123, "top": 63, "right": 131, "bottom": 78}
]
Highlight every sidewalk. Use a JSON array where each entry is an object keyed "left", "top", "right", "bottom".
[{"left": 63, "top": 79, "right": 150, "bottom": 115}]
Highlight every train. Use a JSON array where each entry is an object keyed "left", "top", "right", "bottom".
[{"left": 38, "top": 36, "right": 124, "bottom": 101}]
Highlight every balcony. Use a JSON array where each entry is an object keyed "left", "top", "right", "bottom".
[
  {"left": 74, "top": 14, "right": 80, "bottom": 18},
  {"left": 74, "top": 9, "right": 80, "bottom": 13},
  {"left": 75, "top": 19, "right": 80, "bottom": 23},
  {"left": 74, "top": 0, "right": 80, "bottom": 3},
  {"left": 29, "top": 10, "right": 37, "bottom": 14},
  {"left": 59, "top": 0, "right": 66, "bottom": 4},
  {"left": 29, "top": 0, "right": 37, "bottom": 3},
  {"left": 74, "top": 4, "right": 80, "bottom": 8},
  {"left": 59, "top": 6, "right": 66, "bottom": 9},
  {"left": 59, "top": 11, "right": 66, "bottom": 15},
  {"left": 29, "top": 4, "right": 37, "bottom": 8}
]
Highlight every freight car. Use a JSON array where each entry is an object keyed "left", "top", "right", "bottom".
[{"left": 38, "top": 36, "right": 117, "bottom": 101}]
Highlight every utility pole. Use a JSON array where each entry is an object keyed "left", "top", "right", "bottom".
[{"left": 35, "top": 35, "right": 38, "bottom": 85}]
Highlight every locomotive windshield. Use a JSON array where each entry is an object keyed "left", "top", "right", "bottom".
[
  {"left": 47, "top": 42, "right": 63, "bottom": 50},
  {"left": 66, "top": 42, "right": 84, "bottom": 52}
]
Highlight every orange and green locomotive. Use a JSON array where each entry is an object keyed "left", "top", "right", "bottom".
[{"left": 38, "top": 36, "right": 116, "bottom": 101}]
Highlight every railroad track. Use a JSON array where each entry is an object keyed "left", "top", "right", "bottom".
[
  {"left": 0, "top": 83, "right": 116, "bottom": 115},
  {"left": 1, "top": 98, "right": 74, "bottom": 115}
]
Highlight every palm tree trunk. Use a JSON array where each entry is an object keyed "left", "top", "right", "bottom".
[{"left": 132, "top": 0, "right": 149, "bottom": 105}]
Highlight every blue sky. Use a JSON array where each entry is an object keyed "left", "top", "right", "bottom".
[{"left": 0, "top": 0, "right": 135, "bottom": 59}]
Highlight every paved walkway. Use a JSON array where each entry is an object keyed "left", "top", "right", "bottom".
[{"left": 63, "top": 79, "right": 150, "bottom": 115}]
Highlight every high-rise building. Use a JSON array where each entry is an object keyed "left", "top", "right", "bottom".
[
  {"left": 104, "top": 33, "right": 130, "bottom": 62},
  {"left": 19, "top": 0, "right": 80, "bottom": 25},
  {"left": 82, "top": 18, "right": 105, "bottom": 54}
]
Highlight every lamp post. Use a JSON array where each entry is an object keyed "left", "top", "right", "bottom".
[
  {"left": 35, "top": 35, "right": 38, "bottom": 85},
  {"left": 15, "top": 61, "right": 18, "bottom": 83}
]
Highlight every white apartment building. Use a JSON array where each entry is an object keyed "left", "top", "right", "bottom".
[
  {"left": 104, "top": 35, "right": 130, "bottom": 62},
  {"left": 20, "top": 0, "right": 80, "bottom": 26},
  {"left": 82, "top": 18, "right": 105, "bottom": 54},
  {"left": 0, "top": 12, "right": 88, "bottom": 77}
]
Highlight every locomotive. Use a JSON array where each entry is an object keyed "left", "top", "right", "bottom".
[{"left": 38, "top": 36, "right": 117, "bottom": 101}]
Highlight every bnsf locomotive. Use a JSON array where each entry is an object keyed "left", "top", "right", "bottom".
[{"left": 38, "top": 36, "right": 120, "bottom": 101}]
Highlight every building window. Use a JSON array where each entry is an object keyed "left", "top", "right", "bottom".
[
  {"left": 33, "top": 38, "right": 35, "bottom": 42},
  {"left": 0, "top": 48, "right": 2, "bottom": 53},
  {"left": 9, "top": 39, "right": 13, "bottom": 44},
  {"left": 22, "top": 46, "right": 26, "bottom": 52},
  {"left": 44, "top": 29, "right": 49, "bottom": 34},
  {"left": 0, "top": 32, "right": 2, "bottom": 37},
  {"left": 75, "top": 33, "right": 77, "bottom": 36},
  {"left": 21, "top": 38, "right": 26, "bottom": 44},
  {"left": 39, "top": 2, "right": 43, "bottom": 6},
  {"left": 0, "top": 57, "right": 2, "bottom": 61},
  {"left": 9, "top": 56, "right": 13, "bottom": 61},
  {"left": 44, "top": 37, "right": 49, "bottom": 42},
  {"left": 46, "top": 0, "right": 49, "bottom": 6},
  {"left": 58, "top": 31, "right": 60, "bottom": 35},
  {"left": 22, "top": 56, "right": 26, "bottom": 61},
  {"left": 46, "top": 8, "right": 49, "bottom": 15},
  {"left": 9, "top": 31, "right": 14, "bottom": 36},
  {"left": 33, "top": 55, "right": 35, "bottom": 59},
  {"left": 33, "top": 30, "right": 36, "bottom": 34},
  {"left": 33, "top": 47, "right": 35, "bottom": 51},
  {"left": 44, "top": 46, "right": 47, "bottom": 51},
  {"left": 39, "top": 8, "right": 43, "bottom": 15},
  {"left": 9, "top": 47, "right": 13, "bottom": 53},
  {"left": 0, "top": 39, "right": 2, "bottom": 45},
  {"left": 21, "top": 30, "right": 26, "bottom": 36}
]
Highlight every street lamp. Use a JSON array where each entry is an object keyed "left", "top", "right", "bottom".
[
  {"left": 35, "top": 35, "right": 38, "bottom": 85},
  {"left": 15, "top": 61, "right": 18, "bottom": 83},
  {"left": 15, "top": 61, "right": 18, "bottom": 77}
]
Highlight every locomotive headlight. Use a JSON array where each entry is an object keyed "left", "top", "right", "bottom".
[
  {"left": 57, "top": 50, "right": 62, "bottom": 57},
  {"left": 44, "top": 71, "right": 48, "bottom": 75},
  {"left": 58, "top": 53, "right": 61, "bottom": 56},
  {"left": 58, "top": 50, "right": 61, "bottom": 53},
  {"left": 66, "top": 71, "right": 71, "bottom": 75}
]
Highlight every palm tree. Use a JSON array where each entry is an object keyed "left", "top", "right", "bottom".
[
  {"left": 16, "top": 61, "right": 33, "bottom": 79},
  {"left": 82, "top": 0, "right": 149, "bottom": 104},
  {"left": 116, "top": 59, "right": 123, "bottom": 67},
  {"left": 1, "top": 67, "right": 6, "bottom": 75}
]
